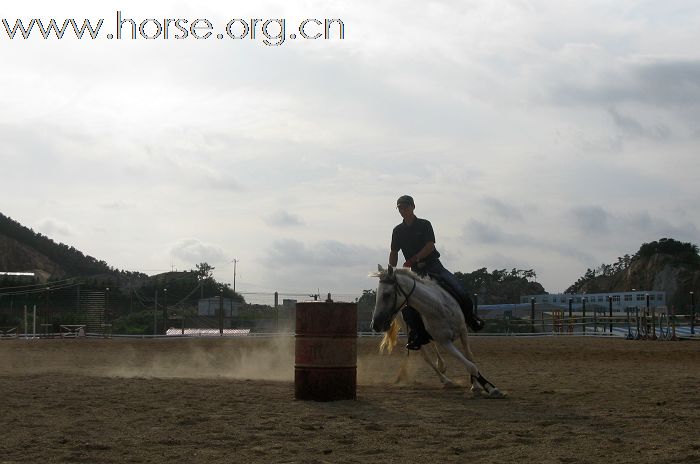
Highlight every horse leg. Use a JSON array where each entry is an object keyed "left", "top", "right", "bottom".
[
  {"left": 393, "top": 316, "right": 412, "bottom": 384},
  {"left": 420, "top": 345, "right": 458, "bottom": 388},
  {"left": 434, "top": 344, "right": 447, "bottom": 374},
  {"left": 440, "top": 340, "right": 505, "bottom": 398},
  {"left": 458, "top": 326, "right": 476, "bottom": 362}
]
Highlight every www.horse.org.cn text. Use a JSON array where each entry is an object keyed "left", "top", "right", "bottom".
[{"left": 1, "top": 11, "right": 346, "bottom": 46}]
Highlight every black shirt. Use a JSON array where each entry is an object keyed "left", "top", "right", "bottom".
[{"left": 391, "top": 217, "right": 441, "bottom": 265}]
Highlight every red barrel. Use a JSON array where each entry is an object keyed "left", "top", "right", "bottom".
[{"left": 295, "top": 302, "right": 357, "bottom": 401}]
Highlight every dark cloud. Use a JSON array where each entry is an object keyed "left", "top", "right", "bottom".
[
  {"left": 466, "top": 219, "right": 511, "bottom": 245},
  {"left": 548, "top": 58, "right": 700, "bottom": 110},
  {"left": 635, "top": 59, "right": 700, "bottom": 106},
  {"left": 267, "top": 239, "right": 383, "bottom": 268},
  {"left": 482, "top": 197, "right": 524, "bottom": 221},
  {"left": 569, "top": 206, "right": 699, "bottom": 243},
  {"left": 570, "top": 205, "right": 610, "bottom": 234},
  {"left": 265, "top": 211, "right": 304, "bottom": 228},
  {"left": 463, "top": 219, "right": 595, "bottom": 263},
  {"left": 170, "top": 239, "right": 227, "bottom": 264},
  {"left": 607, "top": 108, "right": 671, "bottom": 140}
]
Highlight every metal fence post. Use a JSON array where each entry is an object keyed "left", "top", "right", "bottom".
[
  {"left": 219, "top": 291, "right": 224, "bottom": 335},
  {"left": 691, "top": 292, "right": 695, "bottom": 335}
]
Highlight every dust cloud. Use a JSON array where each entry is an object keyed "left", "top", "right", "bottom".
[
  {"left": 3, "top": 336, "right": 441, "bottom": 386},
  {"left": 103, "top": 337, "right": 296, "bottom": 381}
]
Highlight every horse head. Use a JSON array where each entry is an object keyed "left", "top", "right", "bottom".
[{"left": 370, "top": 264, "right": 401, "bottom": 332}]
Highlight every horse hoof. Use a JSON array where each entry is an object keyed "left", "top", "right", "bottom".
[
  {"left": 488, "top": 388, "right": 506, "bottom": 399},
  {"left": 442, "top": 381, "right": 460, "bottom": 389}
]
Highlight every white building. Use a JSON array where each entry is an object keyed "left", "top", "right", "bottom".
[{"left": 520, "top": 291, "right": 666, "bottom": 312}]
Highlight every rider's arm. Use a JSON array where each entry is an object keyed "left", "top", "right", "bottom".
[
  {"left": 402, "top": 242, "right": 435, "bottom": 267},
  {"left": 389, "top": 250, "right": 398, "bottom": 267},
  {"left": 410, "top": 241, "right": 435, "bottom": 265}
]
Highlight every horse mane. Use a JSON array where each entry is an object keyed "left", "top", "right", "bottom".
[
  {"left": 369, "top": 266, "right": 437, "bottom": 286},
  {"left": 379, "top": 318, "right": 401, "bottom": 354}
]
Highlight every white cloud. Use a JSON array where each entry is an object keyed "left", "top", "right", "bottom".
[
  {"left": 170, "top": 239, "right": 228, "bottom": 265},
  {"left": 35, "top": 217, "right": 75, "bottom": 238},
  {"left": 2, "top": 0, "right": 700, "bottom": 294}
]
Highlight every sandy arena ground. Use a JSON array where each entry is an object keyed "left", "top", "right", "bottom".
[{"left": 0, "top": 335, "right": 698, "bottom": 463}]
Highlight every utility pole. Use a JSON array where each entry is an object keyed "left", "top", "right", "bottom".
[
  {"left": 163, "top": 288, "right": 168, "bottom": 335},
  {"left": 105, "top": 287, "right": 110, "bottom": 337},
  {"left": 690, "top": 291, "right": 695, "bottom": 335},
  {"left": 231, "top": 259, "right": 239, "bottom": 294},
  {"left": 154, "top": 289, "right": 158, "bottom": 336},
  {"left": 219, "top": 290, "right": 224, "bottom": 335}
]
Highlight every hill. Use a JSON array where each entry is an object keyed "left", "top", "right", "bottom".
[
  {"left": 566, "top": 238, "right": 700, "bottom": 309},
  {"left": 0, "top": 213, "right": 243, "bottom": 334},
  {"left": 0, "top": 212, "right": 132, "bottom": 280}
]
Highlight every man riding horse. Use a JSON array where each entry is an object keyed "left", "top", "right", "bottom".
[{"left": 390, "top": 195, "right": 484, "bottom": 350}]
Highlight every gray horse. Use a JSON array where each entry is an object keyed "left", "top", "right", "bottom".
[{"left": 371, "top": 265, "right": 505, "bottom": 398}]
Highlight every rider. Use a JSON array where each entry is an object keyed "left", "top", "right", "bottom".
[{"left": 389, "top": 195, "right": 484, "bottom": 350}]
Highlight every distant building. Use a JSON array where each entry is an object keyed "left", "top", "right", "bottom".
[{"left": 520, "top": 291, "right": 666, "bottom": 312}]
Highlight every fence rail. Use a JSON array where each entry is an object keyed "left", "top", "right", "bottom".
[{"left": 1, "top": 286, "right": 698, "bottom": 340}]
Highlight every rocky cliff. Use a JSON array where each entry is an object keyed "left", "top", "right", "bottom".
[{"left": 571, "top": 248, "right": 700, "bottom": 311}]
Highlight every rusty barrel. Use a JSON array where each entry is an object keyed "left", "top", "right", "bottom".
[{"left": 295, "top": 302, "right": 357, "bottom": 401}]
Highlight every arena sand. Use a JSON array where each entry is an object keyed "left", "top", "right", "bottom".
[{"left": 0, "top": 336, "right": 698, "bottom": 463}]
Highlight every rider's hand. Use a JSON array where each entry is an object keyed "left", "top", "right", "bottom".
[{"left": 403, "top": 256, "right": 417, "bottom": 268}]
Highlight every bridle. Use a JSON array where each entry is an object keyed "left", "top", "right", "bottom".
[{"left": 381, "top": 272, "right": 417, "bottom": 315}]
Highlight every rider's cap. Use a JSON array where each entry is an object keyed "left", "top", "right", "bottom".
[{"left": 396, "top": 195, "right": 414, "bottom": 207}]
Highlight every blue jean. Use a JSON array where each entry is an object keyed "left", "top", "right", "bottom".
[{"left": 419, "top": 261, "right": 473, "bottom": 306}]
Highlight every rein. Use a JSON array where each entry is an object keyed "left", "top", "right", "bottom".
[{"left": 390, "top": 274, "right": 417, "bottom": 312}]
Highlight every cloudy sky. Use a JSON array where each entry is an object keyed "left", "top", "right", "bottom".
[{"left": 2, "top": 1, "right": 699, "bottom": 297}]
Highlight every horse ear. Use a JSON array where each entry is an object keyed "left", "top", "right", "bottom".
[
  {"left": 377, "top": 264, "right": 384, "bottom": 273},
  {"left": 387, "top": 265, "right": 394, "bottom": 277}
]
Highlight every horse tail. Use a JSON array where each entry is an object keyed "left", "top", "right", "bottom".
[
  {"left": 459, "top": 325, "right": 475, "bottom": 362},
  {"left": 379, "top": 318, "right": 401, "bottom": 354}
]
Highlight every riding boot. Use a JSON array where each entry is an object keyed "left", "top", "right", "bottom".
[
  {"left": 458, "top": 295, "right": 485, "bottom": 332},
  {"left": 401, "top": 306, "right": 432, "bottom": 350},
  {"left": 464, "top": 309, "right": 485, "bottom": 332}
]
